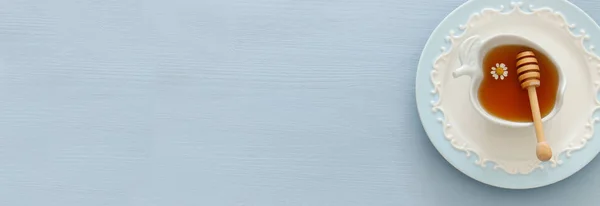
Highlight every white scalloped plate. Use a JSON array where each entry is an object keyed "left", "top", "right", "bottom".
[{"left": 416, "top": 0, "right": 600, "bottom": 189}]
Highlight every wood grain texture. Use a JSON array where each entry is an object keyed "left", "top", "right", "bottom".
[{"left": 0, "top": 0, "right": 599, "bottom": 206}]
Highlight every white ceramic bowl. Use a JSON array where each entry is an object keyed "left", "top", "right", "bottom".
[{"left": 451, "top": 34, "right": 567, "bottom": 128}]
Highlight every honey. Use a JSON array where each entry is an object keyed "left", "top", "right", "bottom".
[{"left": 478, "top": 45, "right": 559, "bottom": 122}]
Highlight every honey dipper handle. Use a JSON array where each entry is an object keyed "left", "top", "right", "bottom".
[
  {"left": 527, "top": 87, "right": 544, "bottom": 142},
  {"left": 527, "top": 87, "right": 552, "bottom": 161}
]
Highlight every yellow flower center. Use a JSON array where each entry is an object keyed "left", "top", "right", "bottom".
[{"left": 495, "top": 67, "right": 504, "bottom": 75}]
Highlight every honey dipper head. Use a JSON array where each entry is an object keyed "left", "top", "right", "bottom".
[{"left": 516, "top": 51, "right": 541, "bottom": 89}]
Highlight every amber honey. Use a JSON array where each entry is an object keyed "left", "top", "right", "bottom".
[{"left": 478, "top": 45, "right": 559, "bottom": 122}]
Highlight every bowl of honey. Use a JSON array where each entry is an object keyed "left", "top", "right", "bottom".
[{"left": 452, "top": 34, "right": 566, "bottom": 128}]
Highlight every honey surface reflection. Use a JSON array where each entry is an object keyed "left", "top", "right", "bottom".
[{"left": 478, "top": 45, "right": 559, "bottom": 122}]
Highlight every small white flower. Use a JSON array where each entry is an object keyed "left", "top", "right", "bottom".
[{"left": 490, "top": 63, "right": 508, "bottom": 80}]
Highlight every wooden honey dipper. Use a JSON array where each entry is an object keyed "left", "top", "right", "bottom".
[{"left": 516, "top": 51, "right": 552, "bottom": 161}]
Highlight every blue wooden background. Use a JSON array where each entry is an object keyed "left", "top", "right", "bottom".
[{"left": 0, "top": 0, "right": 599, "bottom": 205}]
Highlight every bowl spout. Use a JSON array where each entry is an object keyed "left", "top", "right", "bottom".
[{"left": 453, "top": 35, "right": 483, "bottom": 79}]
